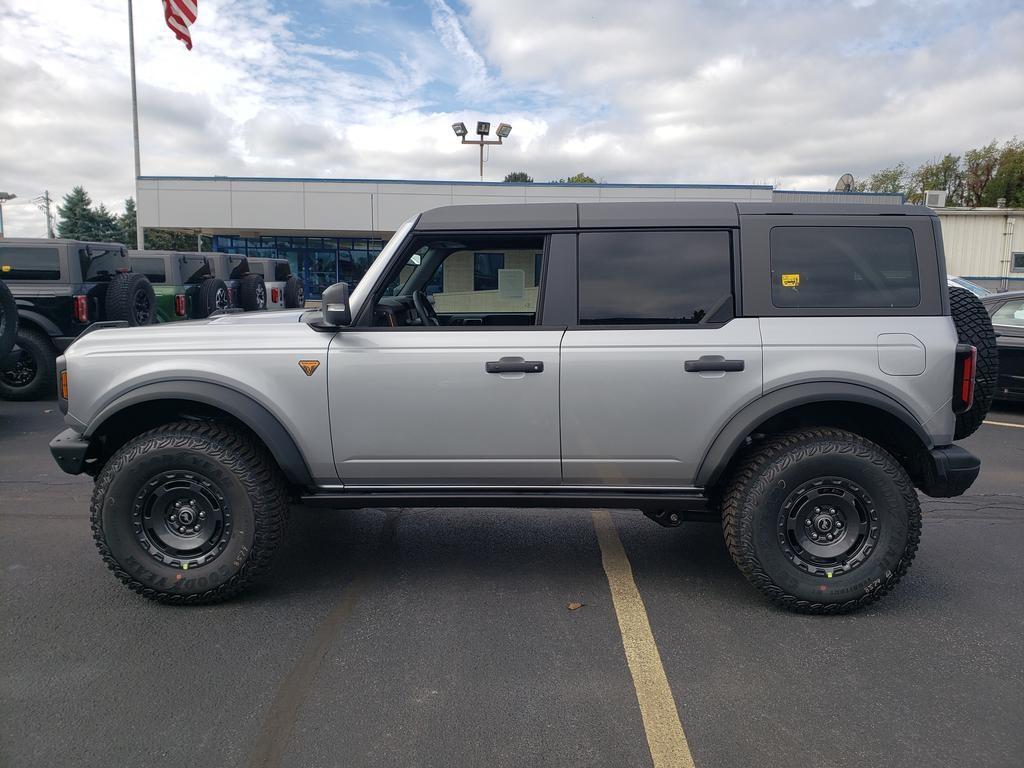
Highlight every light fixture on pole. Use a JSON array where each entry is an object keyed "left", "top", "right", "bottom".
[
  {"left": 451, "top": 120, "right": 512, "bottom": 181},
  {"left": 0, "top": 192, "right": 16, "bottom": 239}
]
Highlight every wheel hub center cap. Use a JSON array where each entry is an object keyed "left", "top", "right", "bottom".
[
  {"left": 178, "top": 508, "right": 196, "bottom": 526},
  {"left": 814, "top": 514, "right": 834, "bottom": 533}
]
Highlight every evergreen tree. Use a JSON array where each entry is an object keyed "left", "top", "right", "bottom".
[
  {"left": 118, "top": 198, "right": 138, "bottom": 248},
  {"left": 503, "top": 171, "right": 534, "bottom": 183},
  {"left": 56, "top": 186, "right": 94, "bottom": 239},
  {"left": 91, "top": 203, "right": 120, "bottom": 242}
]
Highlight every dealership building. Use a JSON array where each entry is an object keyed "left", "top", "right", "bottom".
[{"left": 135, "top": 176, "right": 1020, "bottom": 298}]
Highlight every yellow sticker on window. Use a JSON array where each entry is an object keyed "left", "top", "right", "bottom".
[
  {"left": 1, "top": 265, "right": 10, "bottom": 273},
  {"left": 781, "top": 273, "right": 800, "bottom": 288}
]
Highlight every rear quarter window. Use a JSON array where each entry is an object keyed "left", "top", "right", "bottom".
[
  {"left": 131, "top": 257, "right": 166, "bottom": 283},
  {"left": 0, "top": 246, "right": 61, "bottom": 280},
  {"left": 770, "top": 226, "right": 920, "bottom": 309}
]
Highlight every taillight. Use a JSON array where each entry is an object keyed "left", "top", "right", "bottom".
[
  {"left": 60, "top": 370, "right": 69, "bottom": 401},
  {"left": 174, "top": 294, "right": 186, "bottom": 316},
  {"left": 227, "top": 287, "right": 235, "bottom": 305},
  {"left": 271, "top": 287, "right": 280, "bottom": 304},
  {"left": 952, "top": 343, "right": 977, "bottom": 414},
  {"left": 73, "top": 295, "right": 89, "bottom": 323}
]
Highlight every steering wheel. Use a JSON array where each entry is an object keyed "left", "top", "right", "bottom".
[{"left": 413, "top": 290, "right": 440, "bottom": 326}]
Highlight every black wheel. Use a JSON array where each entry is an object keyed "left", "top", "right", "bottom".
[
  {"left": 196, "top": 278, "right": 229, "bottom": 318},
  {"left": 0, "top": 279, "right": 17, "bottom": 365},
  {"left": 239, "top": 274, "right": 267, "bottom": 311},
  {"left": 0, "top": 327, "right": 57, "bottom": 401},
  {"left": 106, "top": 272, "right": 156, "bottom": 326},
  {"left": 91, "top": 421, "right": 289, "bottom": 604},
  {"left": 949, "top": 286, "right": 997, "bottom": 439},
  {"left": 722, "top": 427, "right": 921, "bottom": 614},
  {"left": 284, "top": 276, "right": 304, "bottom": 309}
]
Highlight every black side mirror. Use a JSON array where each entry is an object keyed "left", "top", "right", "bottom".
[{"left": 321, "top": 282, "right": 352, "bottom": 327}]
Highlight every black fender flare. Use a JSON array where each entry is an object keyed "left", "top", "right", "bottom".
[
  {"left": 694, "top": 382, "right": 934, "bottom": 487},
  {"left": 84, "top": 380, "right": 313, "bottom": 487},
  {"left": 14, "top": 306, "right": 63, "bottom": 339}
]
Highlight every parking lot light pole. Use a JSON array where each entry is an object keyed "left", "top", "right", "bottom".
[
  {"left": 451, "top": 122, "right": 512, "bottom": 181},
  {"left": 0, "top": 192, "right": 16, "bottom": 239}
]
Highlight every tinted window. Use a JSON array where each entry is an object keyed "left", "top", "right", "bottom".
[
  {"left": 181, "top": 256, "right": 210, "bottom": 283},
  {"left": 578, "top": 231, "right": 733, "bottom": 325},
  {"left": 131, "top": 257, "right": 166, "bottom": 283},
  {"left": 0, "top": 246, "right": 60, "bottom": 280},
  {"left": 992, "top": 299, "right": 1024, "bottom": 327},
  {"left": 771, "top": 227, "right": 920, "bottom": 308},
  {"left": 81, "top": 247, "right": 127, "bottom": 281}
]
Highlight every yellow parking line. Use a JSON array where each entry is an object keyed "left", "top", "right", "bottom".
[
  {"left": 984, "top": 420, "right": 1024, "bottom": 429},
  {"left": 592, "top": 510, "right": 695, "bottom": 768}
]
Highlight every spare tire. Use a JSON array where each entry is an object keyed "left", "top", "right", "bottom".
[
  {"left": 0, "top": 280, "right": 17, "bottom": 365},
  {"left": 284, "top": 275, "right": 304, "bottom": 309},
  {"left": 949, "top": 286, "right": 997, "bottom": 439},
  {"left": 239, "top": 274, "right": 267, "bottom": 311},
  {"left": 196, "top": 278, "right": 229, "bottom": 318},
  {"left": 105, "top": 272, "right": 156, "bottom": 326}
]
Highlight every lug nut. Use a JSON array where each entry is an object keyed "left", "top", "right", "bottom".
[
  {"left": 198, "top": 511, "right": 206, "bottom": 520},
  {"left": 804, "top": 519, "right": 811, "bottom": 526},
  {"left": 836, "top": 521, "right": 843, "bottom": 528},
  {"left": 811, "top": 532, "right": 819, "bottom": 540},
  {"left": 826, "top": 533, "right": 834, "bottom": 541},
  {"left": 169, "top": 514, "right": 177, "bottom": 522},
  {"left": 814, "top": 507, "right": 821, "bottom": 513},
  {"left": 175, "top": 500, "right": 183, "bottom": 508},
  {"left": 178, "top": 526, "right": 186, "bottom": 534}
]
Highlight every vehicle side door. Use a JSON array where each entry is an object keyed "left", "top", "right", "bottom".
[{"left": 559, "top": 229, "right": 763, "bottom": 486}]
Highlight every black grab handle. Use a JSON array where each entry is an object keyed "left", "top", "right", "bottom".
[
  {"left": 684, "top": 357, "right": 745, "bottom": 373},
  {"left": 486, "top": 357, "right": 544, "bottom": 374}
]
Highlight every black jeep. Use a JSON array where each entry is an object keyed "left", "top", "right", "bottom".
[{"left": 0, "top": 239, "right": 156, "bottom": 400}]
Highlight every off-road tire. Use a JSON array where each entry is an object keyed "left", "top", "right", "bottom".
[
  {"left": 0, "top": 279, "right": 17, "bottom": 364},
  {"left": 91, "top": 421, "right": 289, "bottom": 604},
  {"left": 239, "top": 274, "right": 267, "bottom": 311},
  {"left": 722, "top": 427, "right": 921, "bottom": 614},
  {"left": 196, "top": 278, "right": 229, "bottom": 318},
  {"left": 284, "top": 275, "right": 304, "bottom": 309},
  {"left": 105, "top": 272, "right": 156, "bottom": 326},
  {"left": 948, "top": 286, "right": 997, "bottom": 439},
  {"left": 0, "top": 326, "right": 56, "bottom": 401}
]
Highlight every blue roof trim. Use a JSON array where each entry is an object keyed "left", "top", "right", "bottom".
[{"left": 138, "top": 175, "right": 773, "bottom": 191}]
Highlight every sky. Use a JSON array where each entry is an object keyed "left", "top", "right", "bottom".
[{"left": 0, "top": 0, "right": 1022, "bottom": 236}]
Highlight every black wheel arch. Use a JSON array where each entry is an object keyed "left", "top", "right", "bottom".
[
  {"left": 82, "top": 380, "right": 314, "bottom": 487},
  {"left": 13, "top": 308, "right": 62, "bottom": 340},
  {"left": 696, "top": 382, "right": 934, "bottom": 489}
]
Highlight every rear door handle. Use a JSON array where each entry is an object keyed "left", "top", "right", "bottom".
[
  {"left": 684, "top": 356, "right": 745, "bottom": 373},
  {"left": 486, "top": 357, "right": 544, "bottom": 374}
]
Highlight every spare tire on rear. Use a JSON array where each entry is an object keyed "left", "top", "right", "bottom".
[
  {"left": 0, "top": 280, "right": 17, "bottom": 365},
  {"left": 196, "top": 277, "right": 229, "bottom": 318},
  {"left": 239, "top": 274, "right": 267, "bottom": 311},
  {"left": 105, "top": 272, "right": 156, "bottom": 326},
  {"left": 284, "top": 275, "right": 304, "bottom": 309},
  {"left": 949, "top": 286, "right": 997, "bottom": 439}
]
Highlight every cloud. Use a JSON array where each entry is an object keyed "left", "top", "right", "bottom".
[{"left": 0, "top": 0, "right": 1022, "bottom": 236}]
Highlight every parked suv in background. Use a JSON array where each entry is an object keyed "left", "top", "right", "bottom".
[
  {"left": 248, "top": 257, "right": 305, "bottom": 310},
  {"left": 49, "top": 202, "right": 996, "bottom": 612},
  {"left": 208, "top": 254, "right": 266, "bottom": 312},
  {"left": 1, "top": 239, "right": 156, "bottom": 400},
  {"left": 130, "top": 251, "right": 230, "bottom": 321}
]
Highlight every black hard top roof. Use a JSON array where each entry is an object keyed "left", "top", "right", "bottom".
[
  {"left": 415, "top": 201, "right": 932, "bottom": 230},
  {"left": 0, "top": 238, "right": 127, "bottom": 248}
]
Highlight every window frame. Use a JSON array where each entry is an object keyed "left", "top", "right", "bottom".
[
  {"left": 573, "top": 228, "right": 738, "bottom": 330},
  {"left": 351, "top": 229, "right": 562, "bottom": 330},
  {"left": 1011, "top": 252, "right": 1024, "bottom": 273}
]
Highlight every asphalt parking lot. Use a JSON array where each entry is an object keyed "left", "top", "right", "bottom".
[{"left": 2, "top": 400, "right": 1022, "bottom": 768}]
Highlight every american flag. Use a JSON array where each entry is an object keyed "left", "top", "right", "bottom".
[{"left": 163, "top": 0, "right": 198, "bottom": 50}]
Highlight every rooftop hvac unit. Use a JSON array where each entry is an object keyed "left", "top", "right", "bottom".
[{"left": 924, "top": 190, "right": 948, "bottom": 208}]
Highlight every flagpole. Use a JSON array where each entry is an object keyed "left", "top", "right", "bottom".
[{"left": 128, "top": 0, "right": 144, "bottom": 250}]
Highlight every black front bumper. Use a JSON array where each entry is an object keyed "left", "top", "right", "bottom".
[
  {"left": 918, "top": 445, "right": 981, "bottom": 498},
  {"left": 50, "top": 428, "right": 92, "bottom": 475}
]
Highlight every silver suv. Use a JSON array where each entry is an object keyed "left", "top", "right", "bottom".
[{"left": 49, "top": 202, "right": 997, "bottom": 612}]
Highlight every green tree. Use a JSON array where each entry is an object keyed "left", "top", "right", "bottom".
[
  {"left": 91, "top": 203, "right": 120, "bottom": 242},
  {"left": 962, "top": 141, "right": 1000, "bottom": 208},
  {"left": 503, "top": 171, "right": 533, "bottom": 183},
  {"left": 981, "top": 138, "right": 1024, "bottom": 208},
  {"left": 909, "top": 154, "right": 963, "bottom": 205},
  {"left": 854, "top": 164, "right": 909, "bottom": 196},
  {"left": 118, "top": 198, "right": 137, "bottom": 248},
  {"left": 560, "top": 172, "right": 596, "bottom": 184},
  {"left": 56, "top": 186, "right": 95, "bottom": 239}
]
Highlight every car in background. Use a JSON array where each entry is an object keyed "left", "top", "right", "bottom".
[
  {"left": 248, "top": 257, "right": 305, "bottom": 310},
  {"left": 207, "top": 254, "right": 267, "bottom": 312},
  {"left": 981, "top": 290, "right": 1024, "bottom": 402},
  {"left": 948, "top": 276, "right": 990, "bottom": 297},
  {"left": 1, "top": 239, "right": 156, "bottom": 400},
  {"left": 130, "top": 251, "right": 233, "bottom": 321}
]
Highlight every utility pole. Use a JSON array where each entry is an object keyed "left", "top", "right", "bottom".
[
  {"left": 128, "top": 0, "right": 144, "bottom": 250},
  {"left": 0, "top": 192, "right": 16, "bottom": 239},
  {"left": 34, "top": 190, "right": 55, "bottom": 238}
]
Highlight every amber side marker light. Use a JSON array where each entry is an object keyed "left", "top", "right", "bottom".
[{"left": 60, "top": 370, "right": 69, "bottom": 400}]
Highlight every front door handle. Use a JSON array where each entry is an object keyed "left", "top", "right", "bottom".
[
  {"left": 486, "top": 357, "right": 544, "bottom": 374},
  {"left": 684, "top": 356, "right": 745, "bottom": 373}
]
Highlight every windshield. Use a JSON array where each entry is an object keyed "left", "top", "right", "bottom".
[{"left": 348, "top": 216, "right": 415, "bottom": 317}]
